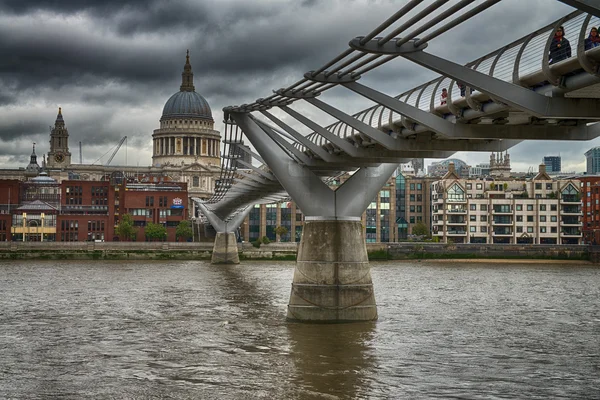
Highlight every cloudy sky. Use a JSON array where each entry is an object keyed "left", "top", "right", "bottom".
[{"left": 0, "top": 0, "right": 593, "bottom": 172}]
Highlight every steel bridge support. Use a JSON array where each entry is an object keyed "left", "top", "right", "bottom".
[
  {"left": 195, "top": 201, "right": 252, "bottom": 264},
  {"left": 230, "top": 111, "right": 398, "bottom": 323}
]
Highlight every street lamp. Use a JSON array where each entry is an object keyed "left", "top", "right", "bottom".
[{"left": 22, "top": 212, "right": 26, "bottom": 242}]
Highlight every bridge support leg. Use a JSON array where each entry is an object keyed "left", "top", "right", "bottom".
[
  {"left": 230, "top": 112, "right": 398, "bottom": 322},
  {"left": 287, "top": 218, "right": 376, "bottom": 322},
  {"left": 212, "top": 232, "right": 240, "bottom": 264},
  {"left": 194, "top": 201, "right": 252, "bottom": 265}
]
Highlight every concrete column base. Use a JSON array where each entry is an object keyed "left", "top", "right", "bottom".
[
  {"left": 287, "top": 220, "right": 377, "bottom": 323},
  {"left": 211, "top": 232, "right": 240, "bottom": 264}
]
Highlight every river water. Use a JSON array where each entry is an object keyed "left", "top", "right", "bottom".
[{"left": 0, "top": 260, "right": 599, "bottom": 399}]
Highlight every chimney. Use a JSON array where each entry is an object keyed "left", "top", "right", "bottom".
[
  {"left": 539, "top": 164, "right": 546, "bottom": 174},
  {"left": 448, "top": 162, "right": 456, "bottom": 174}
]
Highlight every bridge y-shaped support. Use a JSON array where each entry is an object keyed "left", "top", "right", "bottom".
[
  {"left": 195, "top": 201, "right": 252, "bottom": 264},
  {"left": 230, "top": 111, "right": 398, "bottom": 323}
]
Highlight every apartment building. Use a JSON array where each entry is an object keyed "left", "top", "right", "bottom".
[{"left": 431, "top": 163, "right": 582, "bottom": 244}]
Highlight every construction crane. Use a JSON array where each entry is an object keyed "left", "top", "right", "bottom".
[{"left": 105, "top": 136, "right": 127, "bottom": 166}]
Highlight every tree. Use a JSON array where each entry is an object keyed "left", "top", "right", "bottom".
[
  {"left": 176, "top": 220, "right": 193, "bottom": 242},
  {"left": 145, "top": 222, "right": 167, "bottom": 241},
  {"left": 412, "top": 221, "right": 429, "bottom": 236},
  {"left": 274, "top": 226, "right": 289, "bottom": 242},
  {"left": 115, "top": 214, "right": 137, "bottom": 241}
]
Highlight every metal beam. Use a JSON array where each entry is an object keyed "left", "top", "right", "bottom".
[{"left": 558, "top": 0, "right": 600, "bottom": 16}]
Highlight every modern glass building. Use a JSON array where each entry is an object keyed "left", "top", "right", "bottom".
[
  {"left": 585, "top": 147, "right": 600, "bottom": 175},
  {"left": 543, "top": 156, "right": 561, "bottom": 173}
]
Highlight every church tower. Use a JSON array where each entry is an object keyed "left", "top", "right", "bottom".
[{"left": 47, "top": 107, "right": 72, "bottom": 168}]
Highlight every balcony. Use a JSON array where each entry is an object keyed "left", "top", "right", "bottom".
[
  {"left": 447, "top": 217, "right": 466, "bottom": 224},
  {"left": 492, "top": 217, "right": 512, "bottom": 225},
  {"left": 560, "top": 195, "right": 580, "bottom": 204},
  {"left": 447, "top": 229, "right": 467, "bottom": 236},
  {"left": 492, "top": 228, "right": 513, "bottom": 236},
  {"left": 562, "top": 206, "right": 582, "bottom": 215},
  {"left": 492, "top": 206, "right": 512, "bottom": 214},
  {"left": 561, "top": 218, "right": 582, "bottom": 226},
  {"left": 446, "top": 208, "right": 467, "bottom": 214},
  {"left": 561, "top": 229, "right": 582, "bottom": 237}
]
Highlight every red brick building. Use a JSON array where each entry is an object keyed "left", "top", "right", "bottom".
[
  {"left": 0, "top": 178, "right": 188, "bottom": 242},
  {"left": 579, "top": 176, "right": 600, "bottom": 244}
]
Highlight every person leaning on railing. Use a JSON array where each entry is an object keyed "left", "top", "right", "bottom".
[
  {"left": 549, "top": 25, "right": 571, "bottom": 65},
  {"left": 584, "top": 26, "right": 600, "bottom": 51}
]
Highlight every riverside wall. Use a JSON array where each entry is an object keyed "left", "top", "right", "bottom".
[{"left": 0, "top": 241, "right": 593, "bottom": 262}]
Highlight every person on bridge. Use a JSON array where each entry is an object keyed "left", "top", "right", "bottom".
[
  {"left": 440, "top": 88, "right": 447, "bottom": 105},
  {"left": 584, "top": 27, "right": 600, "bottom": 51},
  {"left": 549, "top": 26, "right": 571, "bottom": 65}
]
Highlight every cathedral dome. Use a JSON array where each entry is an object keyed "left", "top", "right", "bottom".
[
  {"left": 162, "top": 91, "right": 212, "bottom": 120},
  {"left": 161, "top": 50, "right": 213, "bottom": 121}
]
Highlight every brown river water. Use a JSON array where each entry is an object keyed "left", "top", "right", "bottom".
[{"left": 0, "top": 260, "right": 599, "bottom": 399}]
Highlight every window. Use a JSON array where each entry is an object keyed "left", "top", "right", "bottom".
[
  {"left": 417, "top": 194, "right": 422, "bottom": 202},
  {"left": 546, "top": 183, "right": 553, "bottom": 190},
  {"left": 551, "top": 204, "right": 557, "bottom": 211},
  {"left": 516, "top": 215, "right": 523, "bottom": 222},
  {"left": 481, "top": 204, "right": 487, "bottom": 211},
  {"left": 551, "top": 216, "right": 557, "bottom": 222},
  {"left": 466, "top": 183, "right": 472, "bottom": 189},
  {"left": 476, "top": 183, "right": 483, "bottom": 190},
  {"left": 470, "top": 204, "right": 476, "bottom": 211},
  {"left": 470, "top": 215, "right": 477, "bottom": 221},
  {"left": 410, "top": 217, "right": 415, "bottom": 223},
  {"left": 540, "top": 216, "right": 546, "bottom": 222},
  {"left": 516, "top": 205, "right": 522, "bottom": 211},
  {"left": 535, "top": 183, "right": 542, "bottom": 190},
  {"left": 470, "top": 226, "right": 476, "bottom": 232},
  {"left": 416, "top": 206, "right": 422, "bottom": 213},
  {"left": 540, "top": 205, "right": 546, "bottom": 211},
  {"left": 193, "top": 176, "right": 199, "bottom": 187},
  {"left": 527, "top": 216, "right": 534, "bottom": 222},
  {"left": 145, "top": 196, "right": 154, "bottom": 207},
  {"left": 410, "top": 205, "right": 415, "bottom": 212},
  {"left": 410, "top": 194, "right": 415, "bottom": 202},
  {"left": 480, "top": 215, "right": 487, "bottom": 222},
  {"left": 516, "top": 226, "right": 523, "bottom": 233},
  {"left": 417, "top": 183, "right": 422, "bottom": 190},
  {"left": 527, "top": 205, "right": 533, "bottom": 211},
  {"left": 480, "top": 226, "right": 487, "bottom": 233},
  {"left": 551, "top": 227, "right": 557, "bottom": 233},
  {"left": 527, "top": 227, "right": 534, "bottom": 233},
  {"left": 410, "top": 183, "right": 415, "bottom": 190},
  {"left": 448, "top": 184, "right": 465, "bottom": 202},
  {"left": 540, "top": 226, "right": 547, "bottom": 233}
]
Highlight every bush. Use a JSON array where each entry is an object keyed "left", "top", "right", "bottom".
[
  {"left": 251, "top": 240, "right": 261, "bottom": 248},
  {"left": 261, "top": 236, "right": 271, "bottom": 245}
]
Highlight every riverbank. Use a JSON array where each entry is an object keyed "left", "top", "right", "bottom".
[{"left": 0, "top": 241, "right": 594, "bottom": 262}]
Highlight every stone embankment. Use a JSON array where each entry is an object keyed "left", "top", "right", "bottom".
[{"left": 0, "top": 241, "right": 593, "bottom": 262}]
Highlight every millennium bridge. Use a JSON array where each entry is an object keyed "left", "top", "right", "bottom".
[{"left": 193, "top": 0, "right": 600, "bottom": 323}]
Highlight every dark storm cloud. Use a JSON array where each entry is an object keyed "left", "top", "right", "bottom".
[{"left": 0, "top": 0, "right": 592, "bottom": 169}]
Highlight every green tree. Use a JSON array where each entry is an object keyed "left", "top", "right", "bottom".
[
  {"left": 115, "top": 214, "right": 137, "bottom": 241},
  {"left": 145, "top": 222, "right": 167, "bottom": 241},
  {"left": 176, "top": 220, "right": 193, "bottom": 242},
  {"left": 274, "top": 226, "right": 289, "bottom": 242},
  {"left": 412, "top": 221, "right": 429, "bottom": 236}
]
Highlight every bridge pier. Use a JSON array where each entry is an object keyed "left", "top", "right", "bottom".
[
  {"left": 194, "top": 201, "right": 251, "bottom": 265},
  {"left": 288, "top": 219, "right": 376, "bottom": 322},
  {"left": 211, "top": 232, "right": 240, "bottom": 264},
  {"left": 230, "top": 112, "right": 397, "bottom": 323}
]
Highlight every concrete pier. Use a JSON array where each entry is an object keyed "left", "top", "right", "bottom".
[
  {"left": 287, "top": 219, "right": 377, "bottom": 322},
  {"left": 212, "top": 232, "right": 240, "bottom": 264}
]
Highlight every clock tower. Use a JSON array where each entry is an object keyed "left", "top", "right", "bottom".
[{"left": 47, "top": 107, "right": 72, "bottom": 168}]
